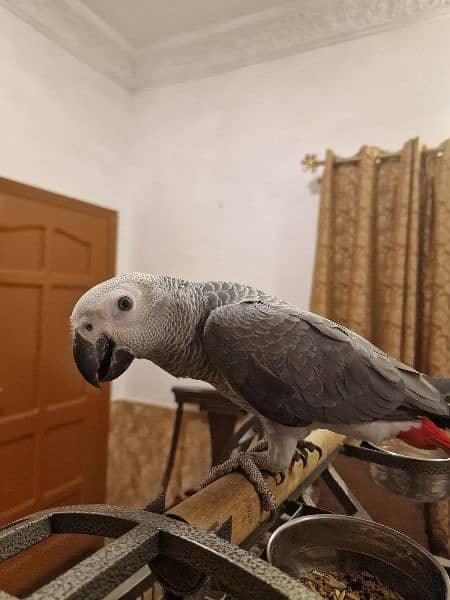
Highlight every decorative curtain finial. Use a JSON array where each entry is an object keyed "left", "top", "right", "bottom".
[{"left": 301, "top": 153, "right": 321, "bottom": 172}]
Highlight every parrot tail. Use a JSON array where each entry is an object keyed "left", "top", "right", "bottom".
[{"left": 398, "top": 417, "right": 450, "bottom": 453}]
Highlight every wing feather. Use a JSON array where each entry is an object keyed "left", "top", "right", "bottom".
[{"left": 203, "top": 301, "right": 448, "bottom": 426}]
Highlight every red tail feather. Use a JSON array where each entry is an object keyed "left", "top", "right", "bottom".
[{"left": 398, "top": 417, "right": 450, "bottom": 453}]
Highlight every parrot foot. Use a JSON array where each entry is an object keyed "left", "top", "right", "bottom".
[
  {"left": 292, "top": 440, "right": 323, "bottom": 467},
  {"left": 250, "top": 440, "right": 285, "bottom": 486},
  {"left": 250, "top": 438, "right": 268, "bottom": 452},
  {"left": 200, "top": 451, "right": 277, "bottom": 512}
]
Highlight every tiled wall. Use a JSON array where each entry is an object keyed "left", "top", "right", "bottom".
[{"left": 107, "top": 400, "right": 211, "bottom": 509}]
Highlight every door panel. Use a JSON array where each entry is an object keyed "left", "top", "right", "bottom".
[
  {"left": 0, "top": 177, "right": 116, "bottom": 594},
  {"left": 0, "top": 434, "right": 35, "bottom": 514},
  {"left": 0, "top": 284, "right": 41, "bottom": 416},
  {"left": 50, "top": 230, "right": 92, "bottom": 274},
  {"left": 44, "top": 286, "right": 87, "bottom": 404},
  {"left": 0, "top": 226, "right": 45, "bottom": 270}
]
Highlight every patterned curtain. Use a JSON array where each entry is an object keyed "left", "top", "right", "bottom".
[{"left": 310, "top": 138, "right": 450, "bottom": 555}]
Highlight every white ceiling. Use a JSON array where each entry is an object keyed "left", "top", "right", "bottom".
[
  {"left": 82, "top": 0, "right": 288, "bottom": 47},
  {"left": 2, "top": 0, "right": 450, "bottom": 90}
]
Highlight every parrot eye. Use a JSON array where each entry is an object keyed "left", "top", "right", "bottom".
[{"left": 117, "top": 296, "right": 133, "bottom": 311}]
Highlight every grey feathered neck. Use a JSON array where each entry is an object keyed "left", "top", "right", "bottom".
[{"left": 143, "top": 275, "right": 280, "bottom": 383}]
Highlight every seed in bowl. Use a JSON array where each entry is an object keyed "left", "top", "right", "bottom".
[{"left": 298, "top": 569, "right": 405, "bottom": 600}]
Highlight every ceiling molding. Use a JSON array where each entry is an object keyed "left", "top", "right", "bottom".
[
  {"left": 137, "top": 0, "right": 450, "bottom": 89},
  {"left": 0, "top": 0, "right": 135, "bottom": 89},
  {"left": 2, "top": 0, "right": 450, "bottom": 91}
]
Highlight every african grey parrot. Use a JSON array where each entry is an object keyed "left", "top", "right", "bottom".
[{"left": 70, "top": 273, "right": 450, "bottom": 511}]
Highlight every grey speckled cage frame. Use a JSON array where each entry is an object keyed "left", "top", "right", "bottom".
[{"left": 0, "top": 504, "right": 318, "bottom": 600}]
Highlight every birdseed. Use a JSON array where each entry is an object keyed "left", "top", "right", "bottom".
[{"left": 298, "top": 569, "right": 406, "bottom": 600}]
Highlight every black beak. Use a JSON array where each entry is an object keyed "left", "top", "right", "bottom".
[{"left": 73, "top": 332, "right": 134, "bottom": 388}]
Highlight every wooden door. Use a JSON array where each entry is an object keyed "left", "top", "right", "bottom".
[{"left": 0, "top": 177, "right": 116, "bottom": 594}]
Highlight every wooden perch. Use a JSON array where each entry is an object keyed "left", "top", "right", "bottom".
[{"left": 168, "top": 430, "right": 344, "bottom": 544}]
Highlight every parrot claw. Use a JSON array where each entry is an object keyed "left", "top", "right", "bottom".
[
  {"left": 292, "top": 447, "right": 308, "bottom": 467},
  {"left": 200, "top": 451, "right": 277, "bottom": 512},
  {"left": 300, "top": 440, "right": 323, "bottom": 459},
  {"left": 274, "top": 471, "right": 286, "bottom": 485},
  {"left": 292, "top": 440, "right": 323, "bottom": 467}
]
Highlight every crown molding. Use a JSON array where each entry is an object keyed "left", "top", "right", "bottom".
[
  {"left": 138, "top": 0, "right": 450, "bottom": 89},
  {"left": 0, "top": 0, "right": 135, "bottom": 89},
  {"left": 1, "top": 0, "right": 450, "bottom": 91}
]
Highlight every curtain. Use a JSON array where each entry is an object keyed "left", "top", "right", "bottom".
[{"left": 310, "top": 137, "right": 450, "bottom": 554}]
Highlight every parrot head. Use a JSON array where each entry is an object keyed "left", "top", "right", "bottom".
[{"left": 70, "top": 273, "right": 171, "bottom": 387}]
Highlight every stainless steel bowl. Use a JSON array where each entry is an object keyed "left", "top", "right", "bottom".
[
  {"left": 368, "top": 439, "right": 450, "bottom": 502},
  {"left": 267, "top": 514, "right": 450, "bottom": 600}
]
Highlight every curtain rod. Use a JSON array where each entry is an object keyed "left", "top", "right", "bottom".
[{"left": 301, "top": 147, "right": 444, "bottom": 172}]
